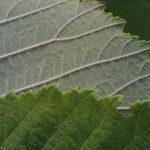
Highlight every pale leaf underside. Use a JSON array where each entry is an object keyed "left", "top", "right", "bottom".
[{"left": 0, "top": 0, "right": 150, "bottom": 106}]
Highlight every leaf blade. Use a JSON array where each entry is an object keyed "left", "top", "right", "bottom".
[
  {"left": 0, "top": 0, "right": 150, "bottom": 106},
  {"left": 0, "top": 86, "right": 149, "bottom": 149}
]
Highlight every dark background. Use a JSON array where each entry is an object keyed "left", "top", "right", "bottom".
[{"left": 105, "top": 0, "right": 150, "bottom": 40}]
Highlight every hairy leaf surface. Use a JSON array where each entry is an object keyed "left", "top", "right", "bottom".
[
  {"left": 0, "top": 85, "right": 149, "bottom": 149},
  {"left": 0, "top": 0, "right": 150, "bottom": 106}
]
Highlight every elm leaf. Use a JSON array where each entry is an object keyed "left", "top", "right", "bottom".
[
  {"left": 0, "top": 85, "right": 149, "bottom": 149},
  {"left": 0, "top": 0, "right": 150, "bottom": 106}
]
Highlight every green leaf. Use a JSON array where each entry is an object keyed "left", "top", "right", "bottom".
[
  {"left": 0, "top": 0, "right": 150, "bottom": 106},
  {"left": 0, "top": 85, "right": 149, "bottom": 149}
]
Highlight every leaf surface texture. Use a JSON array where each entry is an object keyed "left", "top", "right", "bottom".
[
  {"left": 0, "top": 0, "right": 150, "bottom": 106},
  {"left": 0, "top": 85, "right": 149, "bottom": 149}
]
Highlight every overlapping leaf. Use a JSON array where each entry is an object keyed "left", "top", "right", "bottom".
[
  {"left": 0, "top": 85, "right": 149, "bottom": 149},
  {"left": 0, "top": 0, "right": 150, "bottom": 106}
]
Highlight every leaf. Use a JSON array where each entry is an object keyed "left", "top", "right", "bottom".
[
  {"left": 0, "top": 85, "right": 149, "bottom": 149},
  {"left": 0, "top": 0, "right": 64, "bottom": 21},
  {"left": 0, "top": 0, "right": 150, "bottom": 106}
]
